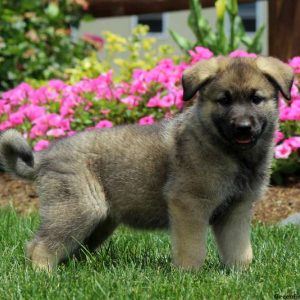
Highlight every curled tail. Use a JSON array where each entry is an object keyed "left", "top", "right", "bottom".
[{"left": 0, "top": 129, "right": 36, "bottom": 180}]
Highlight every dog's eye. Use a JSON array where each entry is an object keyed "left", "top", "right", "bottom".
[
  {"left": 217, "top": 91, "right": 232, "bottom": 106},
  {"left": 251, "top": 95, "right": 264, "bottom": 105},
  {"left": 217, "top": 96, "right": 231, "bottom": 106}
]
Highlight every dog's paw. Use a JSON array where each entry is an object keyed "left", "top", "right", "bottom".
[
  {"left": 26, "top": 240, "right": 58, "bottom": 271},
  {"left": 173, "top": 254, "right": 205, "bottom": 271},
  {"left": 221, "top": 245, "right": 253, "bottom": 269}
]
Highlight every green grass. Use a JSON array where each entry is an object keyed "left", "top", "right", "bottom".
[{"left": 0, "top": 208, "right": 299, "bottom": 300}]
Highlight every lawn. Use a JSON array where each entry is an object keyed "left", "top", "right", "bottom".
[{"left": 0, "top": 208, "right": 299, "bottom": 300}]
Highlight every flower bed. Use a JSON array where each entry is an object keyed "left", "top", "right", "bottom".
[{"left": 0, "top": 48, "right": 299, "bottom": 180}]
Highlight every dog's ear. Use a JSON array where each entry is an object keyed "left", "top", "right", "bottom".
[
  {"left": 256, "top": 56, "right": 294, "bottom": 100},
  {"left": 182, "top": 58, "right": 219, "bottom": 101}
]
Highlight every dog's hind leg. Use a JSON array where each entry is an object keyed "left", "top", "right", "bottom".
[
  {"left": 27, "top": 173, "right": 110, "bottom": 271},
  {"left": 83, "top": 216, "right": 117, "bottom": 252}
]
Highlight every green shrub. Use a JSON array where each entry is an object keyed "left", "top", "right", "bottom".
[
  {"left": 0, "top": 0, "right": 96, "bottom": 91},
  {"left": 169, "top": 0, "right": 265, "bottom": 55}
]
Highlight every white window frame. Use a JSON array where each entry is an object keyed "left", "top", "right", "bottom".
[{"left": 255, "top": 1, "right": 267, "bottom": 33}]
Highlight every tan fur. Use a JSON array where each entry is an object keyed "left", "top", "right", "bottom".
[
  {"left": 0, "top": 57, "right": 293, "bottom": 271},
  {"left": 212, "top": 199, "right": 253, "bottom": 267}
]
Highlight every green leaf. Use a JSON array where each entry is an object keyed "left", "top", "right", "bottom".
[
  {"left": 233, "top": 16, "right": 246, "bottom": 38},
  {"left": 188, "top": 0, "right": 202, "bottom": 40},
  {"left": 227, "top": 0, "right": 238, "bottom": 16},
  {"left": 271, "top": 171, "right": 284, "bottom": 185},
  {"left": 169, "top": 30, "right": 193, "bottom": 52},
  {"left": 188, "top": 0, "right": 212, "bottom": 46},
  {"left": 244, "top": 24, "right": 265, "bottom": 53},
  {"left": 216, "top": 19, "right": 228, "bottom": 55},
  {"left": 82, "top": 14, "right": 95, "bottom": 22},
  {"left": 45, "top": 3, "right": 60, "bottom": 19}
]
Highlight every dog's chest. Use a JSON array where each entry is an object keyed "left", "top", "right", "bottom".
[
  {"left": 233, "top": 160, "right": 255, "bottom": 191},
  {"left": 189, "top": 153, "right": 264, "bottom": 203}
]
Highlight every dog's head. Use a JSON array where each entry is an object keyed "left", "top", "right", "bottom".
[{"left": 182, "top": 56, "right": 294, "bottom": 150}]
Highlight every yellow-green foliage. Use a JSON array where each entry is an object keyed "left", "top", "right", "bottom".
[
  {"left": 65, "top": 25, "right": 177, "bottom": 84},
  {"left": 65, "top": 53, "right": 105, "bottom": 84}
]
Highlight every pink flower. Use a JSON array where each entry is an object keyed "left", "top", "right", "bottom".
[
  {"left": 290, "top": 82, "right": 300, "bottom": 100},
  {"left": 287, "top": 106, "right": 300, "bottom": 121},
  {"left": 120, "top": 96, "right": 140, "bottom": 107},
  {"left": 279, "top": 95, "right": 300, "bottom": 121},
  {"left": 9, "top": 112, "right": 24, "bottom": 125},
  {"left": 95, "top": 120, "right": 113, "bottom": 128},
  {"left": 274, "top": 131, "right": 284, "bottom": 144},
  {"left": 158, "top": 58, "right": 176, "bottom": 69},
  {"left": 82, "top": 34, "right": 104, "bottom": 45},
  {"left": 31, "top": 115, "right": 47, "bottom": 127},
  {"left": 59, "top": 95, "right": 78, "bottom": 117},
  {"left": 46, "top": 114, "right": 62, "bottom": 127},
  {"left": 0, "top": 102, "right": 5, "bottom": 115},
  {"left": 67, "top": 131, "right": 76, "bottom": 137},
  {"left": 0, "top": 121, "right": 12, "bottom": 131},
  {"left": 229, "top": 50, "right": 257, "bottom": 58},
  {"left": 59, "top": 119, "right": 71, "bottom": 131},
  {"left": 274, "top": 143, "right": 292, "bottom": 159},
  {"left": 130, "top": 78, "right": 148, "bottom": 94},
  {"left": 47, "top": 79, "right": 67, "bottom": 91},
  {"left": 84, "top": 102, "right": 93, "bottom": 110},
  {"left": 158, "top": 94, "right": 175, "bottom": 108},
  {"left": 30, "top": 124, "right": 48, "bottom": 139},
  {"left": 46, "top": 128, "right": 66, "bottom": 138},
  {"left": 29, "top": 87, "right": 48, "bottom": 104},
  {"left": 100, "top": 109, "right": 111, "bottom": 115},
  {"left": 1, "top": 82, "right": 32, "bottom": 105},
  {"left": 113, "top": 82, "right": 130, "bottom": 99},
  {"left": 279, "top": 107, "right": 290, "bottom": 121},
  {"left": 3, "top": 104, "right": 11, "bottom": 114},
  {"left": 94, "top": 71, "right": 114, "bottom": 100},
  {"left": 285, "top": 137, "right": 300, "bottom": 150},
  {"left": 82, "top": 34, "right": 104, "bottom": 50},
  {"left": 34, "top": 140, "right": 50, "bottom": 151},
  {"left": 174, "top": 89, "right": 184, "bottom": 110},
  {"left": 139, "top": 115, "right": 155, "bottom": 125},
  {"left": 189, "top": 47, "right": 214, "bottom": 64},
  {"left": 147, "top": 93, "right": 161, "bottom": 108},
  {"left": 60, "top": 104, "right": 75, "bottom": 118},
  {"left": 289, "top": 56, "right": 300, "bottom": 74},
  {"left": 22, "top": 105, "right": 46, "bottom": 121}
]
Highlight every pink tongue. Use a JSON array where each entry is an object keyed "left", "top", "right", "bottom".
[{"left": 236, "top": 138, "right": 251, "bottom": 144}]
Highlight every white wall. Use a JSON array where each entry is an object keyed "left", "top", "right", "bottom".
[{"left": 79, "top": 5, "right": 268, "bottom": 55}]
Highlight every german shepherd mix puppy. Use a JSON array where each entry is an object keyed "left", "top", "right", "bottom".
[{"left": 0, "top": 57, "right": 293, "bottom": 271}]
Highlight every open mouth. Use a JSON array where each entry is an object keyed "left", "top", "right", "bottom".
[
  {"left": 235, "top": 137, "right": 253, "bottom": 145},
  {"left": 214, "top": 121, "right": 260, "bottom": 149},
  {"left": 234, "top": 133, "right": 254, "bottom": 145}
]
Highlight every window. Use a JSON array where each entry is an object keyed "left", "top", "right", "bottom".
[
  {"left": 238, "top": 2, "right": 266, "bottom": 34},
  {"left": 132, "top": 13, "right": 167, "bottom": 36},
  {"left": 239, "top": 3, "right": 256, "bottom": 32}
]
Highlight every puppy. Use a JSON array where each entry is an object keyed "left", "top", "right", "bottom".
[{"left": 0, "top": 56, "right": 293, "bottom": 271}]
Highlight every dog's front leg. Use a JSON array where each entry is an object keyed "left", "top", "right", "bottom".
[
  {"left": 212, "top": 198, "right": 253, "bottom": 268},
  {"left": 168, "top": 198, "right": 209, "bottom": 270}
]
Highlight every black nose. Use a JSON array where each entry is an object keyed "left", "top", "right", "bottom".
[{"left": 235, "top": 120, "right": 252, "bottom": 133}]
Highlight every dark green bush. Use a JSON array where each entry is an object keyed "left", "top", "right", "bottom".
[{"left": 0, "top": 0, "right": 95, "bottom": 91}]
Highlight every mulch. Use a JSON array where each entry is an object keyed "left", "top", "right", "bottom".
[{"left": 0, "top": 173, "right": 299, "bottom": 224}]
